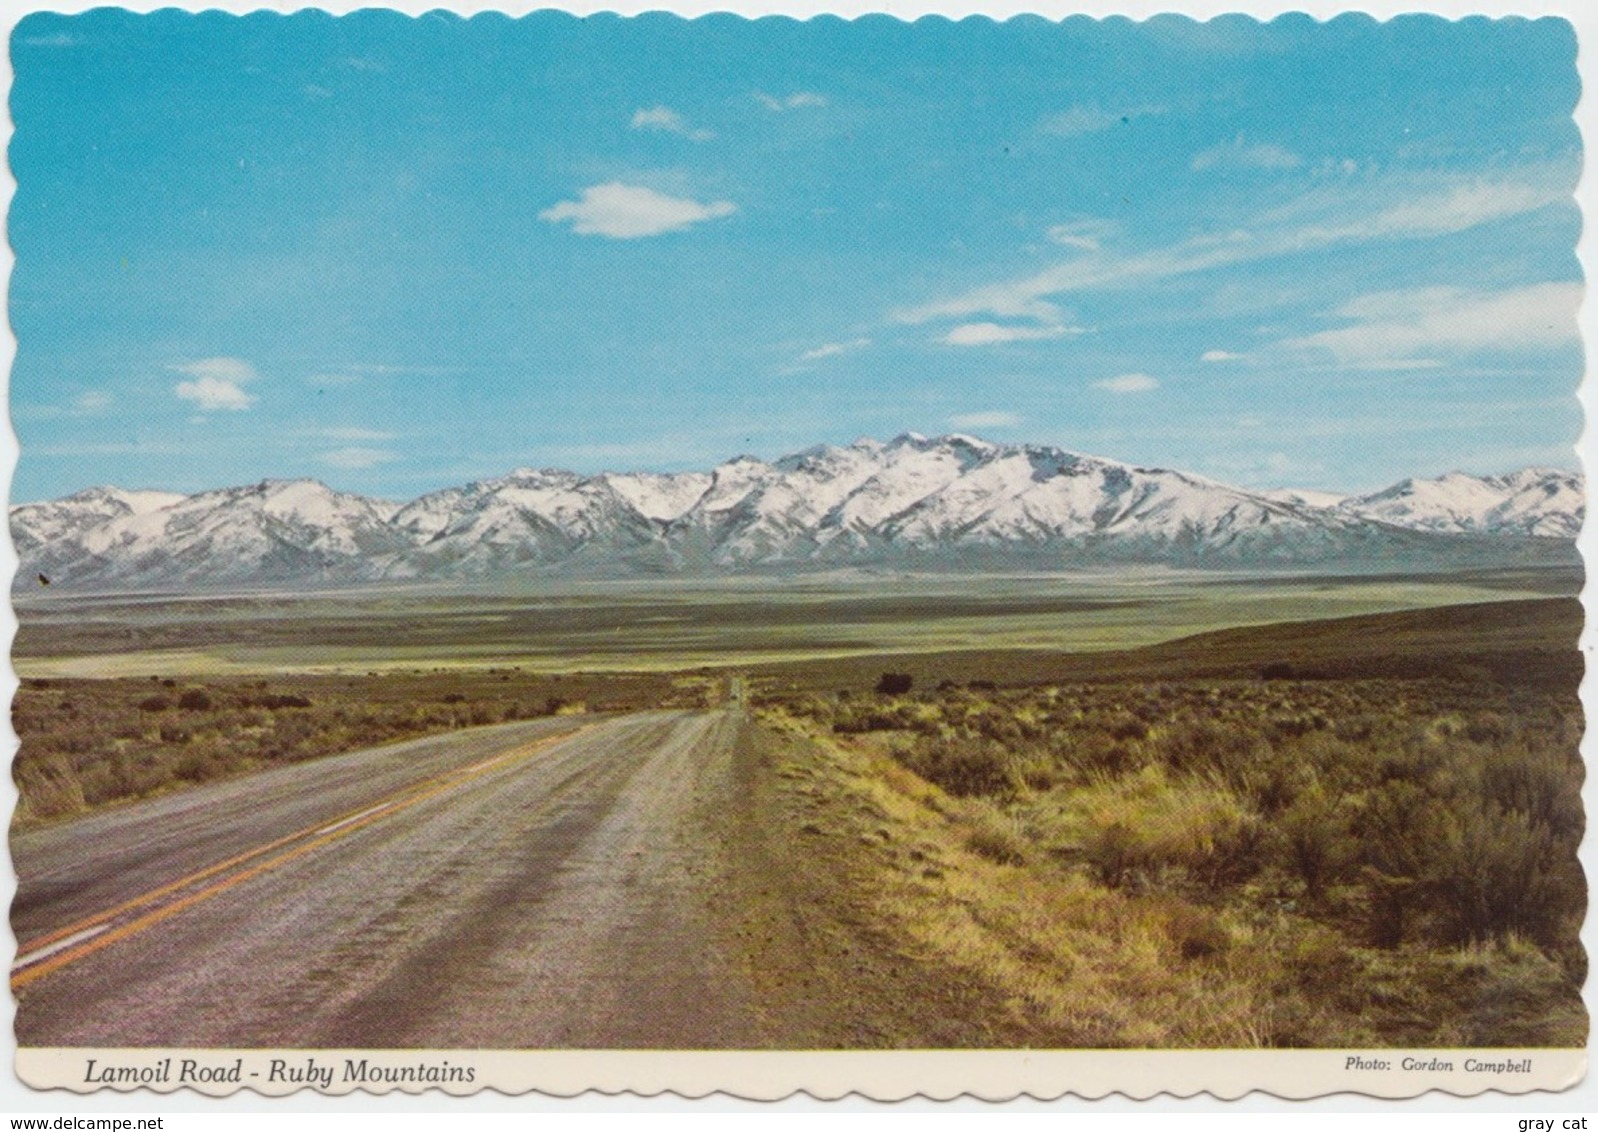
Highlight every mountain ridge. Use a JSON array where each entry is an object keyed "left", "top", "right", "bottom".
[{"left": 12, "top": 435, "right": 1583, "bottom": 592}]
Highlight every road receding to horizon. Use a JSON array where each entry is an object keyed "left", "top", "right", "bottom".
[{"left": 12, "top": 707, "right": 990, "bottom": 1049}]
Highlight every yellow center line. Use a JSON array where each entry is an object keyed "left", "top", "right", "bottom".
[{"left": 12, "top": 725, "right": 591, "bottom": 989}]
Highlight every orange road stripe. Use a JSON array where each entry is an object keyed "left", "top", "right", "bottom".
[
  {"left": 18, "top": 725, "right": 585, "bottom": 954},
  {"left": 12, "top": 725, "right": 589, "bottom": 985},
  {"left": 13, "top": 777, "right": 451, "bottom": 988}
]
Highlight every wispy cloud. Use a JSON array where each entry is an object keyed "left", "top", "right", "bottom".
[
  {"left": 1201, "top": 349, "right": 1243, "bottom": 362},
  {"left": 306, "top": 372, "right": 363, "bottom": 387},
  {"left": 798, "top": 338, "right": 871, "bottom": 363},
  {"left": 942, "top": 322, "right": 1077, "bottom": 346},
  {"left": 1201, "top": 450, "right": 1323, "bottom": 483},
  {"left": 1279, "top": 283, "right": 1580, "bottom": 367},
  {"left": 21, "top": 32, "right": 78, "bottom": 48},
  {"left": 172, "top": 357, "right": 258, "bottom": 412},
  {"left": 320, "top": 446, "right": 398, "bottom": 469},
  {"left": 1046, "top": 217, "right": 1118, "bottom": 251},
  {"left": 322, "top": 427, "right": 397, "bottom": 442},
  {"left": 1040, "top": 103, "right": 1163, "bottom": 138},
  {"left": 631, "top": 105, "right": 714, "bottom": 141},
  {"left": 756, "top": 91, "right": 826, "bottom": 111},
  {"left": 302, "top": 362, "right": 462, "bottom": 388},
  {"left": 16, "top": 389, "right": 117, "bottom": 422},
  {"left": 1257, "top": 172, "right": 1566, "bottom": 247},
  {"left": 949, "top": 410, "right": 1021, "bottom": 429},
  {"left": 1191, "top": 135, "right": 1303, "bottom": 172},
  {"left": 1093, "top": 373, "right": 1159, "bottom": 393},
  {"left": 896, "top": 165, "right": 1571, "bottom": 329},
  {"left": 540, "top": 182, "right": 736, "bottom": 239}
]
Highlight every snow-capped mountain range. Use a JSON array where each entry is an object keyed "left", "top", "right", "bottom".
[{"left": 11, "top": 434, "right": 1583, "bottom": 592}]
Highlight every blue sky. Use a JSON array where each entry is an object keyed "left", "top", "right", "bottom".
[{"left": 9, "top": 10, "right": 1582, "bottom": 501}]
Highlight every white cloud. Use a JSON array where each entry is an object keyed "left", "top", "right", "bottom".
[
  {"left": 798, "top": 338, "right": 870, "bottom": 362},
  {"left": 176, "top": 377, "right": 254, "bottom": 411},
  {"left": 1046, "top": 217, "right": 1118, "bottom": 251},
  {"left": 1202, "top": 450, "right": 1323, "bottom": 483},
  {"left": 895, "top": 165, "right": 1570, "bottom": 329},
  {"left": 175, "top": 357, "right": 256, "bottom": 383},
  {"left": 1281, "top": 283, "right": 1580, "bottom": 366},
  {"left": 173, "top": 357, "right": 258, "bottom": 412},
  {"left": 22, "top": 390, "right": 116, "bottom": 421},
  {"left": 943, "top": 322, "right": 1075, "bottom": 347},
  {"left": 176, "top": 378, "right": 254, "bottom": 411},
  {"left": 23, "top": 32, "right": 78, "bottom": 47},
  {"left": 1093, "top": 373, "right": 1159, "bottom": 393},
  {"left": 1047, "top": 228, "right": 1098, "bottom": 251},
  {"left": 756, "top": 91, "right": 827, "bottom": 111},
  {"left": 1201, "top": 350, "right": 1243, "bottom": 362},
  {"left": 1344, "top": 358, "right": 1445, "bottom": 371},
  {"left": 1041, "top": 103, "right": 1163, "bottom": 138},
  {"left": 949, "top": 411, "right": 1021, "bottom": 429},
  {"left": 323, "top": 427, "right": 396, "bottom": 441},
  {"left": 320, "top": 447, "right": 398, "bottom": 469},
  {"left": 540, "top": 182, "right": 736, "bottom": 239},
  {"left": 1258, "top": 174, "right": 1569, "bottom": 248},
  {"left": 630, "top": 105, "right": 713, "bottom": 141},
  {"left": 1191, "top": 136, "right": 1303, "bottom": 172}
]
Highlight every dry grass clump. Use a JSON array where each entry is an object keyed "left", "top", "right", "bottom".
[
  {"left": 959, "top": 800, "right": 1032, "bottom": 866},
  {"left": 1060, "top": 768, "right": 1262, "bottom": 890},
  {"left": 762, "top": 666, "right": 1585, "bottom": 1047}
]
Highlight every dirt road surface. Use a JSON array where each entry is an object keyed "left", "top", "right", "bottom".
[{"left": 12, "top": 708, "right": 988, "bottom": 1048}]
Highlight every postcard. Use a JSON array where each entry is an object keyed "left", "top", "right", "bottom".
[{"left": 5, "top": 4, "right": 1587, "bottom": 1101}]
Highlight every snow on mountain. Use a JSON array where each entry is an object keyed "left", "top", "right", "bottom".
[
  {"left": 11, "top": 486, "right": 185, "bottom": 556},
  {"left": 1336, "top": 468, "right": 1583, "bottom": 539},
  {"left": 15, "top": 480, "right": 407, "bottom": 589},
  {"left": 390, "top": 468, "right": 664, "bottom": 575},
  {"left": 1262, "top": 487, "right": 1348, "bottom": 510},
  {"left": 823, "top": 433, "right": 994, "bottom": 539},
  {"left": 600, "top": 471, "right": 711, "bottom": 523},
  {"left": 11, "top": 438, "right": 1583, "bottom": 591}
]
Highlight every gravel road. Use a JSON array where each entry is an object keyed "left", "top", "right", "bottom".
[{"left": 13, "top": 709, "right": 770, "bottom": 1048}]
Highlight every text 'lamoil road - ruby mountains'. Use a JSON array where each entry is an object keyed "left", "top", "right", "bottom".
[{"left": 11, "top": 434, "right": 1583, "bottom": 592}]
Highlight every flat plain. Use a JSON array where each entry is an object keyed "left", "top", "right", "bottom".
[{"left": 12, "top": 566, "right": 1577, "bottom": 678}]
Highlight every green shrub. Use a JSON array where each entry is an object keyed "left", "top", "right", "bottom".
[
  {"left": 902, "top": 734, "right": 1016, "bottom": 797},
  {"left": 1276, "top": 785, "right": 1351, "bottom": 898},
  {"left": 1427, "top": 798, "right": 1568, "bottom": 946},
  {"left": 177, "top": 689, "right": 213, "bottom": 711},
  {"left": 875, "top": 672, "right": 914, "bottom": 695}
]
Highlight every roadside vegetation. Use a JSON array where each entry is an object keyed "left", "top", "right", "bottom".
[
  {"left": 755, "top": 656, "right": 1586, "bottom": 1047},
  {"left": 12, "top": 670, "right": 708, "bottom": 823}
]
